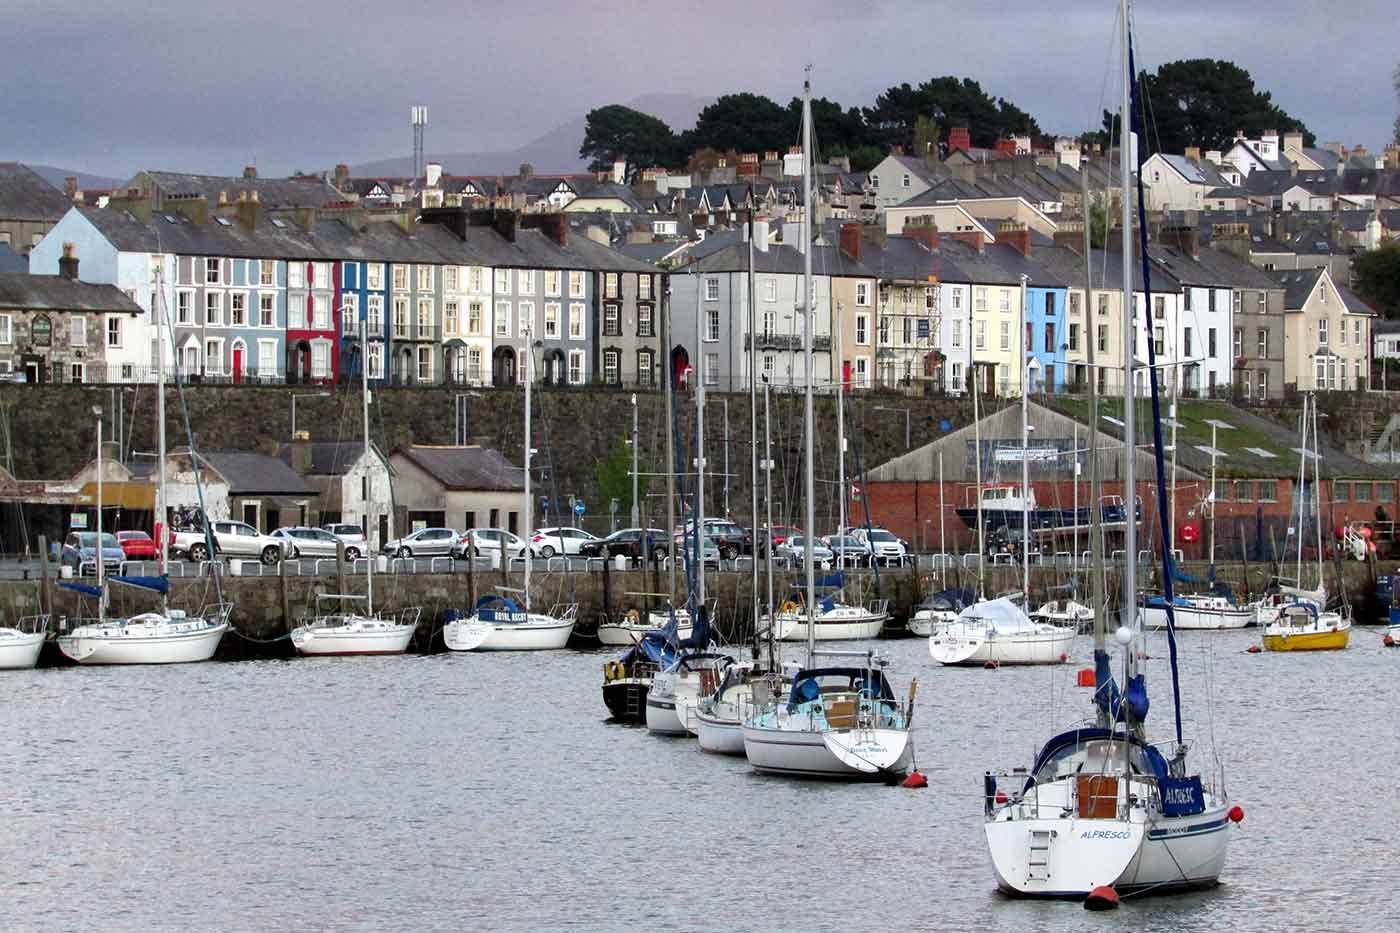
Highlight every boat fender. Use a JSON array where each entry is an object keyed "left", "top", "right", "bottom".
[
  {"left": 626, "top": 609, "right": 639, "bottom": 624},
  {"left": 1384, "top": 635, "right": 1395, "bottom": 648},
  {"left": 1246, "top": 644, "right": 1262, "bottom": 654},
  {"left": 1228, "top": 805, "right": 1244, "bottom": 823},
  {"left": 900, "top": 770, "right": 928, "bottom": 789},
  {"left": 1083, "top": 885, "right": 1119, "bottom": 911},
  {"left": 603, "top": 660, "right": 626, "bottom": 681}
]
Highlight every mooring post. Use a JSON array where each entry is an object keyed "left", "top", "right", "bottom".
[
  {"left": 336, "top": 540, "right": 347, "bottom": 596},
  {"left": 279, "top": 554, "right": 292, "bottom": 632},
  {"left": 38, "top": 534, "right": 52, "bottom": 624}
]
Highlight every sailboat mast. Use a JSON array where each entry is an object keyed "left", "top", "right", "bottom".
[
  {"left": 1021, "top": 357, "right": 1031, "bottom": 604},
  {"left": 96, "top": 411, "right": 105, "bottom": 625},
  {"left": 801, "top": 70, "right": 816, "bottom": 668},
  {"left": 1294, "top": 395, "right": 1308, "bottom": 587},
  {"left": 693, "top": 260, "right": 706, "bottom": 612},
  {"left": 1118, "top": 0, "right": 1137, "bottom": 635},
  {"left": 836, "top": 301, "right": 846, "bottom": 566},
  {"left": 748, "top": 205, "right": 760, "bottom": 656},
  {"left": 524, "top": 325, "right": 533, "bottom": 614},
  {"left": 973, "top": 368, "right": 985, "bottom": 597},
  {"left": 1311, "top": 395, "right": 1322, "bottom": 590},
  {"left": 1084, "top": 165, "right": 1107, "bottom": 721},
  {"left": 155, "top": 264, "right": 170, "bottom": 613},
  {"left": 763, "top": 380, "right": 775, "bottom": 663},
  {"left": 1208, "top": 423, "right": 1218, "bottom": 567},
  {"left": 361, "top": 311, "right": 374, "bottom": 616}
]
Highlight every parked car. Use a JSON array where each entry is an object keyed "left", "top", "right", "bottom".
[
  {"left": 774, "top": 535, "right": 834, "bottom": 566},
  {"left": 749, "top": 524, "right": 802, "bottom": 558},
  {"left": 272, "top": 526, "right": 360, "bottom": 559},
  {"left": 849, "top": 527, "right": 909, "bottom": 564},
  {"left": 171, "top": 520, "right": 291, "bottom": 564},
  {"left": 528, "top": 526, "right": 599, "bottom": 558},
  {"left": 451, "top": 528, "right": 528, "bottom": 561},
  {"left": 680, "top": 535, "right": 722, "bottom": 568},
  {"left": 578, "top": 528, "right": 669, "bottom": 561},
  {"left": 675, "top": 519, "right": 751, "bottom": 559},
  {"left": 382, "top": 527, "right": 458, "bottom": 559},
  {"left": 61, "top": 531, "right": 125, "bottom": 575},
  {"left": 322, "top": 523, "right": 369, "bottom": 551},
  {"left": 115, "top": 530, "right": 159, "bottom": 560},
  {"left": 986, "top": 527, "right": 1042, "bottom": 560},
  {"left": 821, "top": 534, "right": 871, "bottom": 566}
]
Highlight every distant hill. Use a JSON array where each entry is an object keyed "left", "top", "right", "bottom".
[
  {"left": 25, "top": 164, "right": 122, "bottom": 191},
  {"left": 351, "top": 93, "right": 713, "bottom": 178}
]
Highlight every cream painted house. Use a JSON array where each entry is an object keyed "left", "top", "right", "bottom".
[
  {"left": 1279, "top": 268, "right": 1375, "bottom": 391},
  {"left": 389, "top": 445, "right": 525, "bottom": 534}
]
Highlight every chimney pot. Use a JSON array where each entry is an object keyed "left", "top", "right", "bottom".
[
  {"left": 59, "top": 243, "right": 79, "bottom": 280},
  {"left": 839, "top": 221, "right": 862, "bottom": 262},
  {"left": 243, "top": 165, "right": 257, "bottom": 179}
]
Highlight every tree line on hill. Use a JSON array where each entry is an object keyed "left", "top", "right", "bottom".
[{"left": 582, "top": 60, "right": 1313, "bottom": 176}]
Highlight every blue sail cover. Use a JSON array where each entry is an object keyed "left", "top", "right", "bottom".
[
  {"left": 111, "top": 575, "right": 169, "bottom": 595},
  {"left": 474, "top": 594, "right": 526, "bottom": 623},
  {"left": 674, "top": 604, "right": 711, "bottom": 651},
  {"left": 619, "top": 630, "right": 678, "bottom": 668},
  {"left": 815, "top": 571, "right": 846, "bottom": 589},
  {"left": 58, "top": 581, "right": 103, "bottom": 598}
]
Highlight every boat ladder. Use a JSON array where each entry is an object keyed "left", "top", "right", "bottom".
[
  {"left": 624, "top": 686, "right": 643, "bottom": 719},
  {"left": 1027, "top": 829, "right": 1053, "bottom": 883}
]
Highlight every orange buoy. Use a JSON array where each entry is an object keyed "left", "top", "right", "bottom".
[
  {"left": 901, "top": 770, "right": 928, "bottom": 789},
  {"left": 1228, "top": 805, "right": 1244, "bottom": 823},
  {"left": 1084, "top": 885, "right": 1120, "bottom": 910},
  {"left": 1384, "top": 635, "right": 1395, "bottom": 648},
  {"left": 1077, "top": 668, "right": 1096, "bottom": 687},
  {"left": 1246, "top": 644, "right": 1262, "bottom": 654}
]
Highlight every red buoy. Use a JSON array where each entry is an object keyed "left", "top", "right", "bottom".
[
  {"left": 1228, "top": 805, "right": 1244, "bottom": 823},
  {"left": 994, "top": 791, "right": 1008, "bottom": 804},
  {"left": 1246, "top": 644, "right": 1262, "bottom": 654},
  {"left": 1084, "top": 885, "right": 1120, "bottom": 910},
  {"left": 1384, "top": 635, "right": 1396, "bottom": 648},
  {"left": 1077, "top": 668, "right": 1096, "bottom": 687},
  {"left": 901, "top": 770, "right": 928, "bottom": 789},
  {"left": 1059, "top": 652, "right": 1069, "bottom": 663},
  {"left": 984, "top": 659, "right": 999, "bottom": 669}
]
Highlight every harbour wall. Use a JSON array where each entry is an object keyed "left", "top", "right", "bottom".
[{"left": 5, "top": 558, "right": 1394, "bottom": 662}]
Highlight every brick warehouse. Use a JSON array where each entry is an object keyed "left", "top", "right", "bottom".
[{"left": 854, "top": 398, "right": 1399, "bottom": 559}]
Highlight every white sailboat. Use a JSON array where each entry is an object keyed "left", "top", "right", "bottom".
[
  {"left": 741, "top": 73, "right": 915, "bottom": 779},
  {"left": 0, "top": 613, "right": 48, "bottom": 669},
  {"left": 983, "top": 6, "right": 1235, "bottom": 895},
  {"left": 59, "top": 283, "right": 229, "bottom": 666},
  {"left": 291, "top": 307, "right": 419, "bottom": 657},
  {"left": 928, "top": 369, "right": 1074, "bottom": 665},
  {"left": 444, "top": 323, "right": 575, "bottom": 651},
  {"left": 596, "top": 600, "right": 700, "bottom": 647}
]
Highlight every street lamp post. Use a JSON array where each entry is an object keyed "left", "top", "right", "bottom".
[{"left": 291, "top": 391, "right": 331, "bottom": 439}]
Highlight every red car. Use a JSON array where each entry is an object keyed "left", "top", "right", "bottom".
[{"left": 115, "top": 530, "right": 159, "bottom": 560}]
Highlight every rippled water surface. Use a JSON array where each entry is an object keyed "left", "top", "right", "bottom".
[{"left": 4, "top": 627, "right": 1396, "bottom": 931}]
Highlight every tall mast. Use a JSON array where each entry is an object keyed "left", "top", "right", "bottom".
[
  {"left": 1294, "top": 395, "right": 1307, "bottom": 587},
  {"left": 1021, "top": 355, "right": 1031, "bottom": 605},
  {"left": 1311, "top": 395, "right": 1322, "bottom": 590},
  {"left": 1208, "top": 422, "right": 1218, "bottom": 568},
  {"left": 523, "top": 324, "right": 533, "bottom": 613},
  {"left": 1084, "top": 165, "right": 1107, "bottom": 690},
  {"left": 664, "top": 282, "right": 677, "bottom": 602},
  {"left": 801, "top": 69, "right": 816, "bottom": 668},
  {"left": 1118, "top": 0, "right": 1137, "bottom": 636},
  {"left": 693, "top": 265, "right": 706, "bottom": 611},
  {"left": 973, "top": 366, "right": 985, "bottom": 598},
  {"left": 836, "top": 301, "right": 846, "bottom": 564},
  {"left": 763, "top": 381, "right": 776, "bottom": 664},
  {"left": 361, "top": 307, "right": 374, "bottom": 615},
  {"left": 748, "top": 201, "right": 761, "bottom": 657},
  {"left": 155, "top": 262, "right": 170, "bottom": 613},
  {"left": 95, "top": 409, "right": 105, "bottom": 625}
]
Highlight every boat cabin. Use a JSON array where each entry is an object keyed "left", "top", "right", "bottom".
[{"left": 967, "top": 483, "right": 1037, "bottom": 511}]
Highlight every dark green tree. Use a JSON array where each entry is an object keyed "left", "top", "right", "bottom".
[
  {"left": 593, "top": 436, "right": 649, "bottom": 519},
  {"left": 691, "top": 93, "right": 792, "bottom": 154},
  {"left": 579, "top": 105, "right": 679, "bottom": 176},
  {"left": 863, "top": 76, "right": 1042, "bottom": 150},
  {"left": 780, "top": 96, "right": 871, "bottom": 158},
  {"left": 1353, "top": 239, "right": 1400, "bottom": 319},
  {"left": 1102, "top": 58, "right": 1313, "bottom": 153},
  {"left": 913, "top": 115, "right": 941, "bottom": 162}
]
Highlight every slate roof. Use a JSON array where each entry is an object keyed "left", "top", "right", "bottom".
[
  {"left": 392, "top": 445, "right": 523, "bottom": 491},
  {"left": 1274, "top": 268, "right": 1323, "bottom": 308},
  {"left": 0, "top": 273, "right": 143, "bottom": 313},
  {"left": 1161, "top": 154, "right": 1209, "bottom": 184},
  {"left": 202, "top": 451, "right": 315, "bottom": 496},
  {"left": 134, "top": 170, "right": 345, "bottom": 209},
  {"left": 616, "top": 241, "right": 682, "bottom": 264},
  {"left": 1145, "top": 244, "right": 1280, "bottom": 290},
  {"left": 275, "top": 441, "right": 385, "bottom": 476},
  {"left": 0, "top": 243, "right": 26, "bottom": 273},
  {"left": 0, "top": 162, "right": 73, "bottom": 220}
]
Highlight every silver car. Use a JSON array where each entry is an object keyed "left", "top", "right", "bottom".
[
  {"left": 273, "top": 526, "right": 360, "bottom": 560},
  {"left": 775, "top": 535, "right": 834, "bottom": 566},
  {"left": 382, "top": 527, "right": 458, "bottom": 558}
]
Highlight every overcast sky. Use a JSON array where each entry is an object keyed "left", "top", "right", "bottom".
[{"left": 4, "top": 0, "right": 1395, "bottom": 178}]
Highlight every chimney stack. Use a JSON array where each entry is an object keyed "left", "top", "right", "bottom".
[
  {"left": 1160, "top": 224, "right": 1199, "bottom": 260},
  {"left": 1184, "top": 146, "right": 1201, "bottom": 163},
  {"left": 58, "top": 242, "right": 79, "bottom": 280},
  {"left": 838, "top": 222, "right": 862, "bottom": 262},
  {"left": 63, "top": 176, "right": 78, "bottom": 200},
  {"left": 333, "top": 163, "right": 350, "bottom": 190},
  {"left": 521, "top": 212, "right": 567, "bottom": 248},
  {"left": 290, "top": 433, "right": 312, "bottom": 474},
  {"left": 903, "top": 220, "right": 939, "bottom": 251},
  {"left": 996, "top": 221, "right": 1032, "bottom": 257},
  {"left": 948, "top": 127, "right": 972, "bottom": 154},
  {"left": 237, "top": 190, "right": 260, "bottom": 232},
  {"left": 243, "top": 165, "right": 257, "bottom": 180}
]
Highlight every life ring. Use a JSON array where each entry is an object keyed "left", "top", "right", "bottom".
[
  {"left": 603, "top": 660, "right": 627, "bottom": 681},
  {"left": 781, "top": 600, "right": 799, "bottom": 614},
  {"left": 625, "top": 608, "right": 640, "bottom": 624}
]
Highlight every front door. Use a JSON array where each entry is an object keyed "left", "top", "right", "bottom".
[
  {"left": 232, "top": 347, "right": 244, "bottom": 384},
  {"left": 22, "top": 356, "right": 42, "bottom": 384}
]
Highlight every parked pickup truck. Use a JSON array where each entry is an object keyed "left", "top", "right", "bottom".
[{"left": 171, "top": 520, "right": 291, "bottom": 564}]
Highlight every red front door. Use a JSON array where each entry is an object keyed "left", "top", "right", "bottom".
[{"left": 232, "top": 348, "right": 243, "bottom": 384}]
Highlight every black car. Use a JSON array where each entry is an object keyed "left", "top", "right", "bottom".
[
  {"left": 578, "top": 528, "right": 669, "bottom": 561},
  {"left": 677, "top": 519, "right": 752, "bottom": 559}
]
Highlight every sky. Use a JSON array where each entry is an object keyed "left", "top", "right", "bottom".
[{"left": 3, "top": 0, "right": 1395, "bottom": 179}]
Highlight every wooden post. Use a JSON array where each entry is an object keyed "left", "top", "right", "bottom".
[
  {"left": 38, "top": 534, "right": 52, "bottom": 620},
  {"left": 335, "top": 539, "right": 347, "bottom": 595},
  {"left": 466, "top": 546, "right": 476, "bottom": 609},
  {"left": 279, "top": 553, "right": 292, "bottom": 632}
]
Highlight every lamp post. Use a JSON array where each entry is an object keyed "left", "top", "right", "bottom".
[{"left": 290, "top": 391, "right": 330, "bottom": 440}]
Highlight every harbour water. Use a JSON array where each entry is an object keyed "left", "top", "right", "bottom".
[{"left": 5, "top": 628, "right": 1395, "bottom": 931}]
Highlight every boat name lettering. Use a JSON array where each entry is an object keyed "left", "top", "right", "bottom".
[{"left": 1079, "top": 830, "right": 1131, "bottom": 840}]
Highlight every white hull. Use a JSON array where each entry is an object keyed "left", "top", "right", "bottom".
[
  {"left": 928, "top": 622, "right": 1075, "bottom": 666},
  {"left": 596, "top": 613, "right": 692, "bottom": 647},
  {"left": 646, "top": 670, "right": 703, "bottom": 736},
  {"left": 986, "top": 798, "right": 1231, "bottom": 896},
  {"left": 0, "top": 628, "right": 46, "bottom": 669},
  {"left": 59, "top": 621, "right": 227, "bottom": 665},
  {"left": 695, "top": 709, "right": 747, "bottom": 754},
  {"left": 742, "top": 721, "right": 912, "bottom": 779},
  {"left": 907, "top": 610, "right": 956, "bottom": 638},
  {"left": 444, "top": 614, "right": 574, "bottom": 651},
  {"left": 291, "top": 620, "right": 416, "bottom": 656},
  {"left": 776, "top": 610, "right": 886, "bottom": 641},
  {"left": 1142, "top": 601, "right": 1253, "bottom": 630}
]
